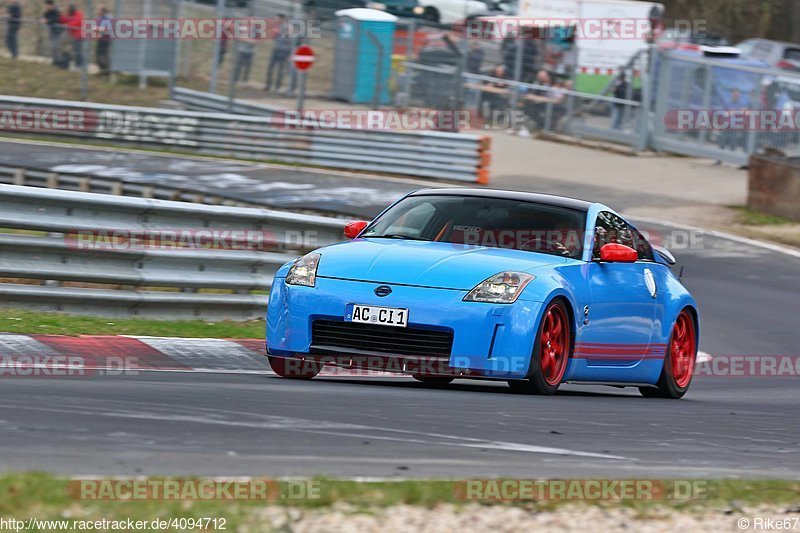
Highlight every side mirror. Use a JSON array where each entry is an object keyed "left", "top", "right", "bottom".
[
  {"left": 599, "top": 243, "right": 638, "bottom": 263},
  {"left": 344, "top": 220, "right": 369, "bottom": 239}
]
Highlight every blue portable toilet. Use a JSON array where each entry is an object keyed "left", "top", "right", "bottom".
[{"left": 331, "top": 8, "right": 397, "bottom": 105}]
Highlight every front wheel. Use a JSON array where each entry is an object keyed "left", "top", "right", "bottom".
[
  {"left": 639, "top": 309, "right": 697, "bottom": 399},
  {"left": 268, "top": 356, "right": 322, "bottom": 379},
  {"left": 508, "top": 300, "right": 571, "bottom": 395}
]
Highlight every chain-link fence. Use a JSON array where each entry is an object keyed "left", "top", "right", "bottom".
[
  {"left": 651, "top": 50, "right": 800, "bottom": 165},
  {"left": 4, "top": 4, "right": 800, "bottom": 167}
]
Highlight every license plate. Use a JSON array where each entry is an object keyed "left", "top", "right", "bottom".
[{"left": 346, "top": 304, "right": 408, "bottom": 328}]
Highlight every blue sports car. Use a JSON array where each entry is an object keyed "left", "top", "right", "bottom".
[{"left": 266, "top": 189, "right": 699, "bottom": 399}]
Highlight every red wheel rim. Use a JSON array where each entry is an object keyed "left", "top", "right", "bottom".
[
  {"left": 540, "top": 304, "right": 570, "bottom": 386},
  {"left": 670, "top": 310, "right": 696, "bottom": 388}
]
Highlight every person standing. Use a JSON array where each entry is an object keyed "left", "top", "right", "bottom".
[
  {"left": 5, "top": 1, "right": 21, "bottom": 58},
  {"left": 41, "top": 0, "right": 63, "bottom": 65},
  {"left": 64, "top": 3, "right": 83, "bottom": 68},
  {"left": 612, "top": 72, "right": 629, "bottom": 129},
  {"left": 95, "top": 6, "right": 111, "bottom": 74},
  {"left": 234, "top": 38, "right": 255, "bottom": 82},
  {"left": 265, "top": 14, "right": 291, "bottom": 93}
]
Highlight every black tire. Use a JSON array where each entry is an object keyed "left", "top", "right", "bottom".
[
  {"left": 638, "top": 309, "right": 697, "bottom": 399},
  {"left": 508, "top": 300, "right": 572, "bottom": 395},
  {"left": 268, "top": 356, "right": 322, "bottom": 379},
  {"left": 412, "top": 375, "right": 453, "bottom": 386}
]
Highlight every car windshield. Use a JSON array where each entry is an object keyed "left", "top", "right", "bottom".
[{"left": 361, "top": 195, "right": 587, "bottom": 259}]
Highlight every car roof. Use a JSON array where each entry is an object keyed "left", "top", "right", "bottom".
[{"left": 407, "top": 188, "right": 594, "bottom": 212}]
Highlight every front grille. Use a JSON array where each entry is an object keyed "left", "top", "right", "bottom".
[{"left": 311, "top": 320, "right": 453, "bottom": 359}]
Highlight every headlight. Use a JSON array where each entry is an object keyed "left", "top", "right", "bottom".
[
  {"left": 464, "top": 271, "right": 534, "bottom": 303},
  {"left": 367, "top": 1, "right": 387, "bottom": 9},
  {"left": 285, "top": 252, "right": 321, "bottom": 287},
  {"left": 412, "top": 5, "right": 424, "bottom": 14}
]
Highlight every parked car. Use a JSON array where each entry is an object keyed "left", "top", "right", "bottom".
[
  {"left": 266, "top": 189, "right": 699, "bottom": 399},
  {"left": 304, "top": 0, "right": 425, "bottom": 20},
  {"left": 656, "top": 27, "right": 730, "bottom": 52},
  {"left": 417, "top": 0, "right": 496, "bottom": 25},
  {"left": 366, "top": 0, "right": 426, "bottom": 19},
  {"left": 736, "top": 39, "right": 800, "bottom": 73}
]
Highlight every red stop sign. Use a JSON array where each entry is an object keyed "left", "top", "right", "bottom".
[{"left": 292, "top": 45, "right": 315, "bottom": 71}]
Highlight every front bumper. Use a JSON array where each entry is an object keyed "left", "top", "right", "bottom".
[{"left": 266, "top": 276, "right": 544, "bottom": 379}]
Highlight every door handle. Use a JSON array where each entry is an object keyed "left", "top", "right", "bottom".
[{"left": 644, "top": 268, "right": 657, "bottom": 298}]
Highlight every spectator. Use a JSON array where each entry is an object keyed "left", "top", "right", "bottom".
[
  {"left": 286, "top": 33, "right": 306, "bottom": 96},
  {"left": 234, "top": 38, "right": 255, "bottom": 82},
  {"left": 524, "top": 69, "right": 554, "bottom": 129},
  {"left": 216, "top": 18, "right": 229, "bottom": 66},
  {"left": 481, "top": 64, "right": 509, "bottom": 115},
  {"left": 464, "top": 42, "right": 485, "bottom": 110},
  {"left": 718, "top": 88, "right": 744, "bottom": 151},
  {"left": 611, "top": 72, "right": 629, "bottom": 129},
  {"left": 265, "top": 14, "right": 291, "bottom": 93},
  {"left": 41, "top": 0, "right": 63, "bottom": 65},
  {"left": 95, "top": 6, "right": 111, "bottom": 74},
  {"left": 466, "top": 41, "right": 483, "bottom": 74},
  {"left": 521, "top": 39, "right": 538, "bottom": 82},
  {"left": 5, "top": 0, "right": 21, "bottom": 59},
  {"left": 63, "top": 3, "right": 84, "bottom": 68},
  {"left": 501, "top": 35, "right": 517, "bottom": 79},
  {"left": 533, "top": 69, "right": 552, "bottom": 91},
  {"left": 501, "top": 36, "right": 537, "bottom": 82}
]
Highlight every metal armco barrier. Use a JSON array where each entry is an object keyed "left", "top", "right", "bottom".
[
  {"left": 0, "top": 185, "right": 346, "bottom": 319},
  {"left": 172, "top": 87, "right": 281, "bottom": 117},
  {"left": 0, "top": 95, "right": 491, "bottom": 183}
]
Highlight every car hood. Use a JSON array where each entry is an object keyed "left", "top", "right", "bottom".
[{"left": 316, "top": 238, "right": 570, "bottom": 290}]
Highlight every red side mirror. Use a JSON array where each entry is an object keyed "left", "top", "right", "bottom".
[
  {"left": 344, "top": 220, "right": 368, "bottom": 239},
  {"left": 600, "top": 243, "right": 638, "bottom": 263}
]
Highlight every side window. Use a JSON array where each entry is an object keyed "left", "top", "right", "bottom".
[
  {"left": 631, "top": 227, "right": 655, "bottom": 262},
  {"left": 592, "top": 211, "right": 654, "bottom": 261},
  {"left": 784, "top": 48, "right": 800, "bottom": 62}
]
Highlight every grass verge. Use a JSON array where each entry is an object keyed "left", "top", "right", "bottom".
[
  {"left": 0, "top": 57, "right": 169, "bottom": 107},
  {"left": 730, "top": 206, "right": 796, "bottom": 226},
  {"left": 0, "top": 309, "right": 264, "bottom": 338},
  {"left": 0, "top": 474, "right": 799, "bottom": 529}
]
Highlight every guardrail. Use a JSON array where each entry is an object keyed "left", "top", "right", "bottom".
[
  {"left": 0, "top": 184, "right": 346, "bottom": 319},
  {"left": 0, "top": 95, "right": 490, "bottom": 183},
  {"left": 172, "top": 87, "right": 281, "bottom": 116}
]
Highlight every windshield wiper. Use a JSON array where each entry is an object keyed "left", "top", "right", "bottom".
[{"left": 367, "top": 233, "right": 433, "bottom": 241}]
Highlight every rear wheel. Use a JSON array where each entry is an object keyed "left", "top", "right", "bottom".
[
  {"left": 638, "top": 309, "right": 697, "bottom": 399},
  {"left": 268, "top": 356, "right": 322, "bottom": 379},
  {"left": 508, "top": 300, "right": 571, "bottom": 395}
]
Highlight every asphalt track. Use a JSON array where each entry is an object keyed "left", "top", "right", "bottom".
[
  {"left": 1, "top": 140, "right": 799, "bottom": 478},
  {"left": 0, "top": 139, "right": 415, "bottom": 218}
]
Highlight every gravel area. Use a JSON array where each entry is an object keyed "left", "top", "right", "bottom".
[{"left": 249, "top": 503, "right": 800, "bottom": 532}]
